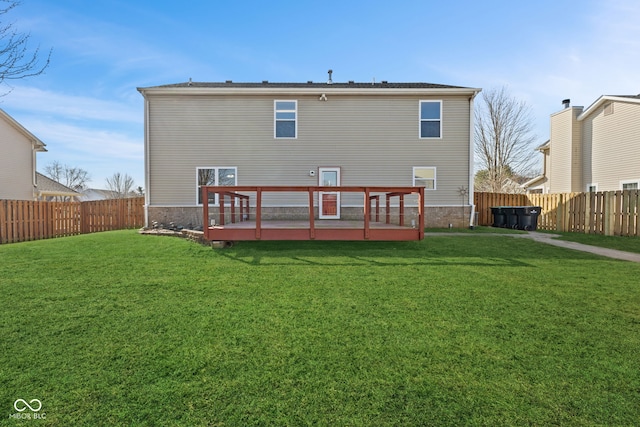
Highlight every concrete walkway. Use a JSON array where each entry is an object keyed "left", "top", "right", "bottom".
[
  {"left": 425, "top": 231, "right": 640, "bottom": 263},
  {"left": 522, "top": 232, "right": 640, "bottom": 263}
]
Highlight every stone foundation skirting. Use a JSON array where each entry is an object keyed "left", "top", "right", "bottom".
[{"left": 148, "top": 205, "right": 473, "bottom": 229}]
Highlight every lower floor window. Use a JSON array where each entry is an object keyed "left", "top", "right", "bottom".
[
  {"left": 197, "top": 167, "right": 237, "bottom": 204},
  {"left": 413, "top": 167, "right": 436, "bottom": 190},
  {"left": 621, "top": 181, "right": 639, "bottom": 191}
]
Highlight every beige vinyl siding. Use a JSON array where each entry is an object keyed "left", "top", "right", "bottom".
[
  {"left": 549, "top": 107, "right": 582, "bottom": 193},
  {"left": 584, "top": 101, "right": 640, "bottom": 191},
  {"left": 147, "top": 93, "right": 471, "bottom": 207},
  {"left": 0, "top": 119, "right": 35, "bottom": 200}
]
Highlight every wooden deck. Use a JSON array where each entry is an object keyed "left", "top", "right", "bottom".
[{"left": 201, "top": 186, "right": 425, "bottom": 241}]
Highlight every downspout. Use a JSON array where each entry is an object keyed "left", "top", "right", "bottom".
[
  {"left": 468, "top": 90, "right": 480, "bottom": 228},
  {"left": 32, "top": 141, "right": 38, "bottom": 200},
  {"left": 143, "top": 95, "right": 150, "bottom": 227}
]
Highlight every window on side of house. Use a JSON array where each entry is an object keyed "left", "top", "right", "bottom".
[
  {"left": 275, "top": 100, "right": 297, "bottom": 138},
  {"left": 621, "top": 181, "right": 639, "bottom": 191},
  {"left": 419, "top": 100, "right": 442, "bottom": 139},
  {"left": 587, "top": 184, "right": 598, "bottom": 192},
  {"left": 197, "top": 167, "right": 237, "bottom": 205},
  {"left": 413, "top": 167, "right": 436, "bottom": 190}
]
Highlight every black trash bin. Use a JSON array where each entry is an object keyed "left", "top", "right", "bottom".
[
  {"left": 490, "top": 207, "right": 507, "bottom": 228},
  {"left": 505, "top": 207, "right": 519, "bottom": 229},
  {"left": 515, "top": 206, "right": 542, "bottom": 231}
]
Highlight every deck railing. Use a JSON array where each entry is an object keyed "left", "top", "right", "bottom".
[{"left": 202, "top": 186, "right": 425, "bottom": 241}]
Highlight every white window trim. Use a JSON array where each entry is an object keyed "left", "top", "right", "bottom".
[
  {"left": 196, "top": 166, "right": 238, "bottom": 205},
  {"left": 419, "top": 100, "right": 442, "bottom": 139},
  {"left": 413, "top": 166, "right": 437, "bottom": 190},
  {"left": 620, "top": 179, "right": 640, "bottom": 191},
  {"left": 274, "top": 99, "right": 297, "bottom": 139},
  {"left": 586, "top": 183, "right": 598, "bottom": 192}
]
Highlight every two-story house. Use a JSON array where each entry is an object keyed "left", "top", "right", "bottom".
[
  {"left": 524, "top": 95, "right": 640, "bottom": 193},
  {"left": 0, "top": 108, "right": 47, "bottom": 200},
  {"left": 138, "top": 80, "right": 481, "bottom": 229}
]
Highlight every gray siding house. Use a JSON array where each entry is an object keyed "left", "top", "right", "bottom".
[
  {"left": 524, "top": 95, "right": 640, "bottom": 193},
  {"left": 138, "top": 80, "right": 481, "bottom": 228}
]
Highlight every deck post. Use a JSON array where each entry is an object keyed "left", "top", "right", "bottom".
[
  {"left": 219, "top": 192, "right": 225, "bottom": 226},
  {"left": 386, "top": 196, "right": 391, "bottom": 224},
  {"left": 256, "top": 188, "right": 262, "bottom": 240},
  {"left": 399, "top": 194, "right": 405, "bottom": 226},
  {"left": 308, "top": 188, "right": 315, "bottom": 239},
  {"left": 230, "top": 193, "right": 236, "bottom": 223},
  {"left": 419, "top": 187, "right": 425, "bottom": 239},
  {"left": 202, "top": 186, "right": 209, "bottom": 239},
  {"left": 364, "top": 188, "right": 370, "bottom": 240}
]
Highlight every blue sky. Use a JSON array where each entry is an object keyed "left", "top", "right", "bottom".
[{"left": 3, "top": 0, "right": 639, "bottom": 188}]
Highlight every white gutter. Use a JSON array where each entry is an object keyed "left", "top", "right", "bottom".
[{"left": 138, "top": 86, "right": 482, "bottom": 97}]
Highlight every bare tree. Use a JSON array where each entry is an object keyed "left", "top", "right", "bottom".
[
  {"left": 105, "top": 172, "right": 135, "bottom": 198},
  {"left": 474, "top": 87, "right": 537, "bottom": 193},
  {"left": 43, "top": 160, "right": 90, "bottom": 191},
  {"left": 1, "top": 1, "right": 52, "bottom": 92}
]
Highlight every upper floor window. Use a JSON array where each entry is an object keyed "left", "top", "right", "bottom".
[
  {"left": 197, "top": 167, "right": 237, "bottom": 205},
  {"left": 413, "top": 167, "right": 436, "bottom": 190},
  {"left": 419, "top": 100, "right": 442, "bottom": 138},
  {"left": 275, "top": 100, "right": 297, "bottom": 138}
]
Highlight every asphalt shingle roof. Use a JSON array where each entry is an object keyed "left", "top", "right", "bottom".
[{"left": 146, "top": 81, "right": 470, "bottom": 90}]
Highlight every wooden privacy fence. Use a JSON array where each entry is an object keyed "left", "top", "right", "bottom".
[
  {"left": 475, "top": 191, "right": 639, "bottom": 236},
  {"left": 0, "top": 197, "right": 145, "bottom": 244}
]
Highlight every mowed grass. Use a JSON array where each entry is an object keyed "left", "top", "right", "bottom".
[{"left": 1, "top": 231, "right": 639, "bottom": 426}]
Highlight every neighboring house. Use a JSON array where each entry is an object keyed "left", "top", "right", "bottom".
[
  {"left": 80, "top": 188, "right": 140, "bottom": 201},
  {"left": 81, "top": 188, "right": 120, "bottom": 201},
  {"left": 138, "top": 80, "right": 481, "bottom": 228},
  {"left": 35, "top": 172, "right": 80, "bottom": 201},
  {"left": 0, "top": 108, "right": 47, "bottom": 200},
  {"left": 524, "top": 96, "right": 640, "bottom": 193}
]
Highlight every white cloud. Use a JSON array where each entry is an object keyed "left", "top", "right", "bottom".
[
  {"left": 25, "top": 119, "right": 142, "bottom": 161},
  {"left": 6, "top": 86, "right": 142, "bottom": 124}
]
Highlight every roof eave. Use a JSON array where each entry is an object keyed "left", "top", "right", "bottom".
[
  {"left": 578, "top": 95, "right": 640, "bottom": 120},
  {"left": 0, "top": 108, "right": 47, "bottom": 149},
  {"left": 138, "top": 86, "right": 482, "bottom": 97}
]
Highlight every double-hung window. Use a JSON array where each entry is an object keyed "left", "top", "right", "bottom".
[
  {"left": 197, "top": 167, "right": 237, "bottom": 205},
  {"left": 275, "top": 100, "right": 297, "bottom": 138},
  {"left": 413, "top": 167, "right": 436, "bottom": 190},
  {"left": 419, "top": 100, "right": 442, "bottom": 138}
]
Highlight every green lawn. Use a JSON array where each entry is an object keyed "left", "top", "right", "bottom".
[{"left": 1, "top": 230, "right": 639, "bottom": 426}]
